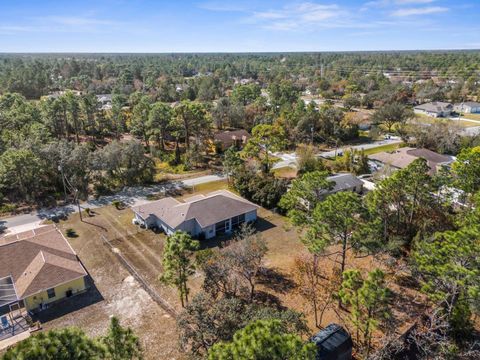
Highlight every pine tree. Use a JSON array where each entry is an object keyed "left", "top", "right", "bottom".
[
  {"left": 160, "top": 231, "right": 200, "bottom": 307},
  {"left": 100, "top": 317, "right": 143, "bottom": 360},
  {"left": 207, "top": 319, "right": 316, "bottom": 360},
  {"left": 339, "top": 269, "right": 391, "bottom": 356}
]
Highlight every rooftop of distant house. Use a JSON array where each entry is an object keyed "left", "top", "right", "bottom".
[
  {"left": 414, "top": 102, "right": 453, "bottom": 113},
  {"left": 327, "top": 173, "right": 364, "bottom": 192},
  {"left": 214, "top": 129, "right": 250, "bottom": 147},
  {"left": 369, "top": 147, "right": 455, "bottom": 174}
]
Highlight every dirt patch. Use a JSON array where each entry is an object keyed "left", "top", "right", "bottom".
[
  {"left": 49, "top": 208, "right": 183, "bottom": 359},
  {"left": 107, "top": 276, "right": 152, "bottom": 325}
]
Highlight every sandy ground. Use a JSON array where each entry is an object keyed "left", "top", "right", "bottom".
[{"left": 37, "top": 181, "right": 426, "bottom": 358}]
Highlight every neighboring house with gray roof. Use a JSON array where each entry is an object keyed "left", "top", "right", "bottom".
[
  {"left": 132, "top": 190, "right": 258, "bottom": 239},
  {"left": 414, "top": 102, "right": 453, "bottom": 118},
  {"left": 454, "top": 102, "right": 480, "bottom": 114},
  {"left": 326, "top": 173, "right": 363, "bottom": 194},
  {"left": 369, "top": 147, "right": 455, "bottom": 175}
]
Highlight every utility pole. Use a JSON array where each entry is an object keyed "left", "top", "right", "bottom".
[
  {"left": 75, "top": 189, "right": 83, "bottom": 222},
  {"left": 58, "top": 165, "right": 67, "bottom": 204},
  {"left": 320, "top": 63, "right": 324, "bottom": 79}
]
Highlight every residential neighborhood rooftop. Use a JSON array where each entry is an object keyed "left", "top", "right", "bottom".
[
  {"left": 456, "top": 101, "right": 480, "bottom": 107},
  {"left": 0, "top": 225, "right": 87, "bottom": 301},
  {"left": 369, "top": 147, "right": 455, "bottom": 174},
  {"left": 327, "top": 173, "right": 364, "bottom": 193},
  {"left": 214, "top": 129, "right": 250, "bottom": 148},
  {"left": 414, "top": 101, "right": 452, "bottom": 113}
]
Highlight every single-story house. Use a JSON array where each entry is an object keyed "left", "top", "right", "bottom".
[
  {"left": 369, "top": 147, "right": 455, "bottom": 175},
  {"left": 414, "top": 102, "right": 453, "bottom": 118},
  {"left": 454, "top": 102, "right": 480, "bottom": 114},
  {"left": 213, "top": 129, "right": 250, "bottom": 151},
  {"left": 132, "top": 190, "right": 258, "bottom": 239},
  {"left": 327, "top": 173, "right": 363, "bottom": 194},
  {"left": 0, "top": 225, "right": 87, "bottom": 313}
]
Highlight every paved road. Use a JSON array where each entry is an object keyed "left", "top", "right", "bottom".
[
  {"left": 0, "top": 174, "right": 226, "bottom": 235},
  {"left": 271, "top": 138, "right": 403, "bottom": 169},
  {"left": 319, "top": 138, "right": 402, "bottom": 159}
]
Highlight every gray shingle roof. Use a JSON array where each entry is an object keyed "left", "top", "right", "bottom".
[
  {"left": 327, "top": 174, "right": 363, "bottom": 192},
  {"left": 456, "top": 102, "right": 480, "bottom": 108},
  {"left": 369, "top": 147, "right": 454, "bottom": 174},
  {"left": 414, "top": 102, "right": 452, "bottom": 114},
  {"left": 132, "top": 190, "right": 258, "bottom": 229}
]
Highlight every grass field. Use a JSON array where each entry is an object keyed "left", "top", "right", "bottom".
[
  {"left": 272, "top": 166, "right": 298, "bottom": 179},
  {"left": 413, "top": 114, "right": 479, "bottom": 128},
  {"left": 361, "top": 142, "right": 403, "bottom": 155},
  {"left": 463, "top": 113, "right": 480, "bottom": 121}
]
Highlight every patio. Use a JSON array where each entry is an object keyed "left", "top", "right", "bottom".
[
  {"left": 0, "top": 315, "right": 29, "bottom": 341},
  {"left": 0, "top": 276, "right": 34, "bottom": 350}
]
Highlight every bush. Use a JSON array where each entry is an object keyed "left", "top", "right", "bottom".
[
  {"left": 0, "top": 203, "right": 17, "bottom": 215},
  {"left": 112, "top": 200, "right": 125, "bottom": 210},
  {"left": 66, "top": 228, "right": 78, "bottom": 238},
  {"left": 112, "top": 200, "right": 120, "bottom": 209}
]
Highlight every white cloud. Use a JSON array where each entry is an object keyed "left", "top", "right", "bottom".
[
  {"left": 362, "top": 0, "right": 436, "bottom": 9},
  {"left": 251, "top": 2, "right": 346, "bottom": 31},
  {"left": 391, "top": 6, "right": 449, "bottom": 16}
]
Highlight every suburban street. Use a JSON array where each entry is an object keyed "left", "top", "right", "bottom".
[
  {"left": 0, "top": 174, "right": 226, "bottom": 235},
  {"left": 318, "top": 138, "right": 402, "bottom": 158},
  {"left": 272, "top": 137, "right": 403, "bottom": 169}
]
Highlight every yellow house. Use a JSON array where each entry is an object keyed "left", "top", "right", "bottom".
[{"left": 0, "top": 225, "right": 88, "bottom": 312}]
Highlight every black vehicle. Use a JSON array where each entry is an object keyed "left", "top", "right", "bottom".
[{"left": 311, "top": 323, "right": 353, "bottom": 360}]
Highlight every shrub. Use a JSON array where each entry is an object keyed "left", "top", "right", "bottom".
[
  {"left": 0, "top": 203, "right": 17, "bottom": 215},
  {"left": 112, "top": 200, "right": 125, "bottom": 210},
  {"left": 66, "top": 228, "right": 78, "bottom": 238}
]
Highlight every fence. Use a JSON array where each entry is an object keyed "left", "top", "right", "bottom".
[{"left": 98, "top": 232, "right": 178, "bottom": 317}]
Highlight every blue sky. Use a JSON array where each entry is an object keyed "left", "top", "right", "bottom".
[{"left": 0, "top": 0, "right": 479, "bottom": 52}]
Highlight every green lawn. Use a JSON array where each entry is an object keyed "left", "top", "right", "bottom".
[
  {"left": 412, "top": 114, "right": 479, "bottom": 128},
  {"left": 362, "top": 142, "right": 403, "bottom": 155},
  {"left": 183, "top": 179, "right": 230, "bottom": 194},
  {"left": 463, "top": 113, "right": 480, "bottom": 121}
]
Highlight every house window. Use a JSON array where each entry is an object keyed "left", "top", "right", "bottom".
[
  {"left": 231, "top": 214, "right": 246, "bottom": 228},
  {"left": 47, "top": 288, "right": 56, "bottom": 299},
  {"left": 216, "top": 220, "right": 227, "bottom": 233}
]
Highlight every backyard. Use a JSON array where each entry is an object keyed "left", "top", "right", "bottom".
[{"left": 41, "top": 180, "right": 428, "bottom": 358}]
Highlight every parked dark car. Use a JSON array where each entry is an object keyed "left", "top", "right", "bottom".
[{"left": 311, "top": 323, "right": 353, "bottom": 360}]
